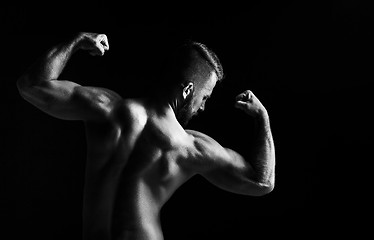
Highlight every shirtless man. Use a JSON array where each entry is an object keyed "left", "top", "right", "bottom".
[{"left": 17, "top": 32, "right": 275, "bottom": 240}]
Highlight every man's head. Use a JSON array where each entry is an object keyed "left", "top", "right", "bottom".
[
  {"left": 176, "top": 70, "right": 218, "bottom": 126},
  {"left": 160, "top": 41, "right": 224, "bottom": 126}
]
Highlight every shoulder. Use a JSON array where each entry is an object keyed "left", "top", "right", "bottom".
[
  {"left": 184, "top": 129, "right": 231, "bottom": 167},
  {"left": 186, "top": 129, "right": 225, "bottom": 152},
  {"left": 111, "top": 98, "right": 148, "bottom": 132},
  {"left": 72, "top": 85, "right": 123, "bottom": 120}
]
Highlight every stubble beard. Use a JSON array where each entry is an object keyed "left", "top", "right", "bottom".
[{"left": 176, "top": 94, "right": 194, "bottom": 128}]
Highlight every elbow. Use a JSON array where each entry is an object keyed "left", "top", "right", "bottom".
[
  {"left": 16, "top": 76, "right": 40, "bottom": 106},
  {"left": 258, "top": 173, "right": 275, "bottom": 196},
  {"left": 251, "top": 181, "right": 274, "bottom": 197},
  {"left": 247, "top": 175, "right": 275, "bottom": 197},
  {"left": 252, "top": 166, "right": 276, "bottom": 196},
  {"left": 244, "top": 168, "right": 275, "bottom": 196},
  {"left": 16, "top": 75, "right": 30, "bottom": 97},
  {"left": 260, "top": 181, "right": 275, "bottom": 196},
  {"left": 17, "top": 79, "right": 27, "bottom": 99},
  {"left": 17, "top": 75, "right": 38, "bottom": 102}
]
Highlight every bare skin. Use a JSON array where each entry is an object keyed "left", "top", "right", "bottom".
[{"left": 17, "top": 32, "right": 275, "bottom": 240}]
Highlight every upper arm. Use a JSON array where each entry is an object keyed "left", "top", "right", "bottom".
[
  {"left": 185, "top": 130, "right": 273, "bottom": 196},
  {"left": 18, "top": 77, "right": 122, "bottom": 121}
]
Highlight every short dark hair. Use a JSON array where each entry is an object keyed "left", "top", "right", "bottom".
[
  {"left": 159, "top": 40, "right": 224, "bottom": 91},
  {"left": 182, "top": 41, "right": 224, "bottom": 82}
]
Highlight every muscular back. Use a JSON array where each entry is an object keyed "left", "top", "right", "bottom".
[
  {"left": 17, "top": 32, "right": 275, "bottom": 240},
  {"left": 82, "top": 99, "right": 195, "bottom": 240}
]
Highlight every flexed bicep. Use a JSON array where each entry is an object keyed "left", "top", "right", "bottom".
[
  {"left": 202, "top": 148, "right": 272, "bottom": 196},
  {"left": 17, "top": 32, "right": 121, "bottom": 121},
  {"left": 185, "top": 130, "right": 273, "bottom": 196}
]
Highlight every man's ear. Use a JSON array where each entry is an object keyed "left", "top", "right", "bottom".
[{"left": 182, "top": 82, "right": 194, "bottom": 100}]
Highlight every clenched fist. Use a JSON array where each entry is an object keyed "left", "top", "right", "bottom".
[
  {"left": 235, "top": 90, "right": 268, "bottom": 118},
  {"left": 77, "top": 32, "right": 109, "bottom": 56}
]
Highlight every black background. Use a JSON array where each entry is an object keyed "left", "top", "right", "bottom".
[{"left": 1, "top": 1, "right": 373, "bottom": 239}]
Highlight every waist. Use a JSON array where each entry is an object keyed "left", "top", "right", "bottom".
[{"left": 115, "top": 223, "right": 164, "bottom": 240}]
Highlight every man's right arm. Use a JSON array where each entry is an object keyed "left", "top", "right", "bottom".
[
  {"left": 17, "top": 32, "right": 121, "bottom": 121},
  {"left": 185, "top": 91, "right": 275, "bottom": 196}
]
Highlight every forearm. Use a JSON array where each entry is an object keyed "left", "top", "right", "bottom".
[
  {"left": 250, "top": 110, "right": 275, "bottom": 187},
  {"left": 17, "top": 34, "right": 82, "bottom": 89}
]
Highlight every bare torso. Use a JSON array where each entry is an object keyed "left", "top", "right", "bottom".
[
  {"left": 82, "top": 99, "right": 195, "bottom": 240},
  {"left": 17, "top": 32, "right": 275, "bottom": 240}
]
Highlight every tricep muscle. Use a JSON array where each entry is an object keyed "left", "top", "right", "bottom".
[{"left": 18, "top": 77, "right": 121, "bottom": 121}]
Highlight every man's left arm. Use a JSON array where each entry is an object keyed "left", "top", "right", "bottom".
[
  {"left": 235, "top": 91, "right": 275, "bottom": 187},
  {"left": 186, "top": 90, "right": 275, "bottom": 196}
]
